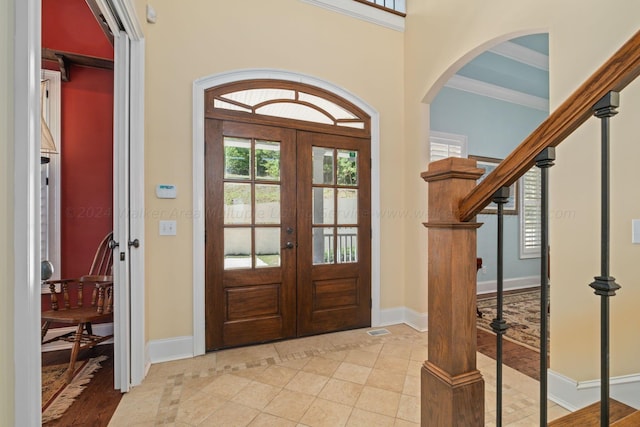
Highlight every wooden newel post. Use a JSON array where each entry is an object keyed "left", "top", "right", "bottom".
[{"left": 420, "top": 157, "right": 485, "bottom": 426}]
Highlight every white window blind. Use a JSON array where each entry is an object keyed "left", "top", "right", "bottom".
[
  {"left": 41, "top": 166, "right": 50, "bottom": 261},
  {"left": 429, "top": 131, "right": 467, "bottom": 162},
  {"left": 40, "top": 71, "right": 62, "bottom": 288},
  {"left": 520, "top": 167, "right": 541, "bottom": 258}
]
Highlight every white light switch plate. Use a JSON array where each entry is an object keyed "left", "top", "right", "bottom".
[
  {"left": 632, "top": 219, "right": 640, "bottom": 244},
  {"left": 159, "top": 220, "right": 177, "bottom": 236}
]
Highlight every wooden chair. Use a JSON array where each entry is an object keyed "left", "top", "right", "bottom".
[{"left": 41, "top": 232, "right": 114, "bottom": 382}]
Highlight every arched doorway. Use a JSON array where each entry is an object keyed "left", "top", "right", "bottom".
[{"left": 203, "top": 80, "right": 372, "bottom": 350}]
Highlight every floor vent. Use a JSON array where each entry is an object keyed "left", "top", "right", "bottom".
[{"left": 367, "top": 328, "right": 390, "bottom": 336}]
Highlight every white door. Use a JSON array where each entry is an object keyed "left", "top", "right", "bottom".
[{"left": 113, "top": 30, "right": 132, "bottom": 392}]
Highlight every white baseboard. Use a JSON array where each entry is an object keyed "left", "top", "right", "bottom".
[
  {"left": 147, "top": 336, "right": 194, "bottom": 364},
  {"left": 378, "top": 307, "right": 428, "bottom": 332},
  {"left": 477, "top": 276, "right": 540, "bottom": 295},
  {"left": 548, "top": 369, "right": 640, "bottom": 411},
  {"left": 41, "top": 322, "right": 114, "bottom": 352}
]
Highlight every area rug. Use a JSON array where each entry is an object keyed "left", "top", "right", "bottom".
[
  {"left": 42, "top": 355, "right": 108, "bottom": 423},
  {"left": 477, "top": 289, "right": 548, "bottom": 352}
]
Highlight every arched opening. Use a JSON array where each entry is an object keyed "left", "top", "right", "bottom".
[{"left": 192, "top": 71, "right": 382, "bottom": 353}]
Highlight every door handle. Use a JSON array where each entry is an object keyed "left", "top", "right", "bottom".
[
  {"left": 108, "top": 240, "right": 119, "bottom": 250},
  {"left": 128, "top": 239, "right": 140, "bottom": 248},
  {"left": 283, "top": 241, "right": 295, "bottom": 249}
]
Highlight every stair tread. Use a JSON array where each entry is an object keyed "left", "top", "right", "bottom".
[
  {"left": 612, "top": 410, "right": 640, "bottom": 426},
  {"left": 549, "top": 399, "right": 636, "bottom": 426}
]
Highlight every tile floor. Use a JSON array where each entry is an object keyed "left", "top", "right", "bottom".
[{"left": 108, "top": 324, "right": 570, "bottom": 426}]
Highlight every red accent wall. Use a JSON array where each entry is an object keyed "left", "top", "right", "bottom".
[{"left": 42, "top": 0, "right": 114, "bottom": 310}]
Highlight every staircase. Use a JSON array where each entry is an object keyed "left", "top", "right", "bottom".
[
  {"left": 549, "top": 400, "right": 636, "bottom": 426},
  {"left": 421, "top": 28, "right": 640, "bottom": 427}
]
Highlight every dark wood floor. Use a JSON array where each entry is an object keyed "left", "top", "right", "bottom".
[
  {"left": 42, "top": 344, "right": 122, "bottom": 427},
  {"left": 477, "top": 327, "right": 542, "bottom": 381}
]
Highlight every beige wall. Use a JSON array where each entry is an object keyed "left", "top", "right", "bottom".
[
  {"left": 139, "top": 0, "right": 640, "bottom": 381},
  {"left": 138, "top": 0, "right": 405, "bottom": 341},
  {"left": 1, "top": 0, "right": 15, "bottom": 423},
  {"left": 404, "top": 0, "right": 640, "bottom": 380}
]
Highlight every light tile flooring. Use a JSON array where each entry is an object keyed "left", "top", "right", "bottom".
[{"left": 108, "top": 324, "right": 569, "bottom": 426}]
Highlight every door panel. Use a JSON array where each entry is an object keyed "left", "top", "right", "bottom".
[
  {"left": 205, "top": 123, "right": 371, "bottom": 350},
  {"left": 296, "top": 131, "right": 371, "bottom": 336},
  {"left": 205, "top": 120, "right": 297, "bottom": 350}
]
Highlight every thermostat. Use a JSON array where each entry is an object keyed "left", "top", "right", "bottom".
[{"left": 156, "top": 184, "right": 177, "bottom": 199}]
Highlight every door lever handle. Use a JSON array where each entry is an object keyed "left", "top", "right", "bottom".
[{"left": 283, "top": 241, "right": 295, "bottom": 249}]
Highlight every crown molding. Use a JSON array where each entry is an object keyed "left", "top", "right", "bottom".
[
  {"left": 489, "top": 41, "right": 549, "bottom": 71},
  {"left": 445, "top": 74, "right": 549, "bottom": 112}
]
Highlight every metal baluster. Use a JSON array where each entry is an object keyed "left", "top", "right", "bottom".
[
  {"left": 490, "top": 186, "right": 511, "bottom": 427},
  {"left": 589, "top": 91, "right": 621, "bottom": 427},
  {"left": 535, "top": 147, "right": 555, "bottom": 425}
]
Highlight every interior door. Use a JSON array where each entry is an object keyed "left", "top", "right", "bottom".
[
  {"left": 112, "top": 29, "right": 131, "bottom": 391},
  {"left": 296, "top": 131, "right": 371, "bottom": 336},
  {"left": 205, "top": 120, "right": 297, "bottom": 350}
]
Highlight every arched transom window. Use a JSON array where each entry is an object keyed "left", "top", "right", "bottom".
[{"left": 205, "top": 80, "right": 370, "bottom": 137}]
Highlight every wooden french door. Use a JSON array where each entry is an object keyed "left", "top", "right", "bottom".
[{"left": 205, "top": 120, "right": 370, "bottom": 350}]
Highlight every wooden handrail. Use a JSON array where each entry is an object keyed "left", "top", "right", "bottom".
[{"left": 459, "top": 29, "right": 640, "bottom": 222}]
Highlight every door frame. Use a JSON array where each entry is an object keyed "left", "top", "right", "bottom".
[
  {"left": 192, "top": 69, "right": 382, "bottom": 355},
  {"left": 12, "top": 0, "right": 145, "bottom": 423}
]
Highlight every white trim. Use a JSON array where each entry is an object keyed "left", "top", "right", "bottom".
[
  {"left": 476, "top": 276, "right": 540, "bottom": 295},
  {"left": 128, "top": 37, "right": 146, "bottom": 387},
  {"left": 13, "top": 0, "right": 43, "bottom": 424},
  {"left": 378, "top": 307, "right": 428, "bottom": 332},
  {"left": 489, "top": 41, "right": 549, "bottom": 71},
  {"left": 299, "top": 0, "right": 404, "bottom": 32},
  {"left": 41, "top": 323, "right": 115, "bottom": 352},
  {"left": 109, "top": 0, "right": 144, "bottom": 40},
  {"left": 445, "top": 74, "right": 549, "bottom": 112},
  {"left": 548, "top": 370, "right": 640, "bottom": 411},
  {"left": 147, "top": 336, "right": 194, "bottom": 364},
  {"left": 193, "top": 68, "right": 381, "bottom": 356}
]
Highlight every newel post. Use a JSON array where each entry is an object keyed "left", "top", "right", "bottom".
[{"left": 421, "top": 157, "right": 485, "bottom": 426}]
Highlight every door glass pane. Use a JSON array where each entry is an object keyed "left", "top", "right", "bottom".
[
  {"left": 312, "top": 146, "right": 334, "bottom": 185},
  {"left": 224, "top": 137, "right": 252, "bottom": 179},
  {"left": 224, "top": 228, "right": 252, "bottom": 269},
  {"left": 337, "top": 189, "right": 358, "bottom": 225},
  {"left": 337, "top": 227, "right": 357, "bottom": 263},
  {"left": 337, "top": 150, "right": 358, "bottom": 186},
  {"left": 255, "top": 227, "right": 281, "bottom": 268},
  {"left": 224, "top": 183, "right": 252, "bottom": 224},
  {"left": 255, "top": 140, "right": 280, "bottom": 181},
  {"left": 255, "top": 184, "right": 280, "bottom": 224},
  {"left": 312, "top": 188, "right": 334, "bottom": 225},
  {"left": 313, "top": 227, "right": 334, "bottom": 264}
]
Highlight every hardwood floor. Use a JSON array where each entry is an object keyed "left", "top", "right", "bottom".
[
  {"left": 42, "top": 344, "right": 122, "bottom": 427},
  {"left": 476, "top": 327, "right": 542, "bottom": 381}
]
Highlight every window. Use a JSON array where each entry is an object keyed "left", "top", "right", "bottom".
[
  {"left": 300, "top": 0, "right": 405, "bottom": 32},
  {"left": 429, "top": 131, "right": 467, "bottom": 162},
  {"left": 519, "top": 166, "right": 541, "bottom": 258},
  {"left": 41, "top": 70, "right": 62, "bottom": 290},
  {"left": 354, "top": 0, "right": 406, "bottom": 15}
]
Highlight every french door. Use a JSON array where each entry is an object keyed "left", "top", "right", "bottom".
[{"left": 205, "top": 120, "right": 371, "bottom": 350}]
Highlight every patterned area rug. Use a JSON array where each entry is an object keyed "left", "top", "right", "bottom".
[
  {"left": 477, "top": 289, "right": 547, "bottom": 352},
  {"left": 42, "top": 356, "right": 107, "bottom": 424}
]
